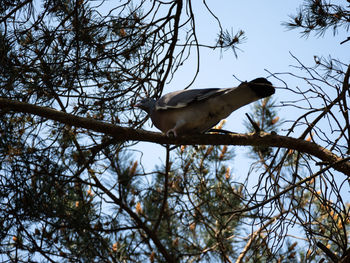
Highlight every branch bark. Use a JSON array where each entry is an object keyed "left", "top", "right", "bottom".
[{"left": 1, "top": 97, "right": 349, "bottom": 176}]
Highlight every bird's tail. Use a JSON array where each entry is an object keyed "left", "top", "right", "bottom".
[{"left": 247, "top": 78, "right": 275, "bottom": 98}]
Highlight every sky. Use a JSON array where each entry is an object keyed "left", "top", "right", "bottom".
[
  {"left": 133, "top": 0, "right": 350, "bottom": 180},
  {"left": 2, "top": 2, "right": 347, "bottom": 261}
]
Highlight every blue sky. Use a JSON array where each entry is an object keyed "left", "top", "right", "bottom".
[
  {"left": 169, "top": 1, "right": 346, "bottom": 85},
  {"left": 134, "top": 0, "right": 349, "bottom": 177}
]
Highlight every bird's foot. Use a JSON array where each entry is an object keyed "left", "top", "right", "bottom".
[{"left": 166, "top": 129, "right": 178, "bottom": 137}]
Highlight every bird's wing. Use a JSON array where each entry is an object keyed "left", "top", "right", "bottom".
[
  {"left": 149, "top": 78, "right": 275, "bottom": 136},
  {"left": 155, "top": 88, "right": 228, "bottom": 110}
]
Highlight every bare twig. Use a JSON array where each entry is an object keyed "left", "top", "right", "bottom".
[{"left": 235, "top": 213, "right": 285, "bottom": 263}]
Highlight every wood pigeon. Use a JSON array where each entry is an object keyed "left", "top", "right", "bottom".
[{"left": 135, "top": 78, "right": 275, "bottom": 136}]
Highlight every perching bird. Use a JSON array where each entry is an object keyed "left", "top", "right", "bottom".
[{"left": 135, "top": 78, "right": 275, "bottom": 137}]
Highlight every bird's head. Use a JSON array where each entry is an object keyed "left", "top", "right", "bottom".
[{"left": 134, "top": 98, "right": 157, "bottom": 114}]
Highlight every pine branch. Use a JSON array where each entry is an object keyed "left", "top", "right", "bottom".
[
  {"left": 316, "top": 242, "right": 339, "bottom": 263},
  {"left": 0, "top": 97, "right": 349, "bottom": 176}
]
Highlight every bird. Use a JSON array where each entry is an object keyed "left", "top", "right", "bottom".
[{"left": 135, "top": 78, "right": 275, "bottom": 137}]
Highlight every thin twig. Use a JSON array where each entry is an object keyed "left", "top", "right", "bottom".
[{"left": 153, "top": 144, "right": 171, "bottom": 233}]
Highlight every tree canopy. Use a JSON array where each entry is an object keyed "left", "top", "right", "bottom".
[{"left": 0, "top": 0, "right": 349, "bottom": 262}]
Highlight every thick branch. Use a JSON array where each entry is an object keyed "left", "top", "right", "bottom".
[
  {"left": 1, "top": 98, "right": 349, "bottom": 176},
  {"left": 316, "top": 242, "right": 339, "bottom": 263}
]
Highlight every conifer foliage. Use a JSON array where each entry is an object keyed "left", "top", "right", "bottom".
[{"left": 0, "top": 0, "right": 350, "bottom": 262}]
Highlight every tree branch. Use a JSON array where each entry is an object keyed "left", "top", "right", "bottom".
[
  {"left": 91, "top": 173, "right": 175, "bottom": 262},
  {"left": 316, "top": 242, "right": 339, "bottom": 263},
  {"left": 222, "top": 157, "right": 350, "bottom": 216},
  {"left": 1, "top": 97, "right": 349, "bottom": 176},
  {"left": 0, "top": 0, "right": 33, "bottom": 23},
  {"left": 153, "top": 144, "right": 170, "bottom": 233},
  {"left": 235, "top": 213, "right": 284, "bottom": 263}
]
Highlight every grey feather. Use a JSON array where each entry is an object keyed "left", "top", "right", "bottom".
[{"left": 156, "top": 88, "right": 226, "bottom": 110}]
